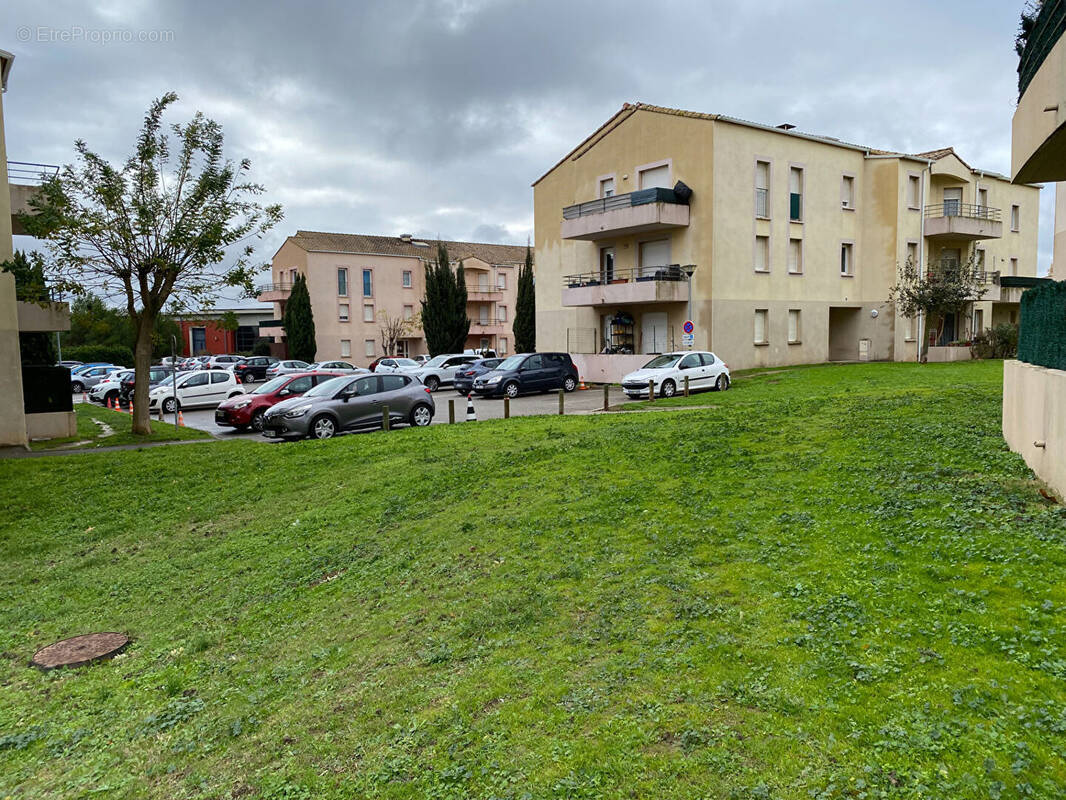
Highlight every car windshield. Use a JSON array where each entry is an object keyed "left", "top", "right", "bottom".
[
  {"left": 155, "top": 374, "right": 178, "bottom": 388},
  {"left": 642, "top": 354, "right": 683, "bottom": 369},
  {"left": 254, "top": 376, "right": 290, "bottom": 395},
  {"left": 393, "top": 358, "right": 418, "bottom": 367},
  {"left": 496, "top": 355, "right": 525, "bottom": 371},
  {"left": 423, "top": 355, "right": 451, "bottom": 368},
  {"left": 304, "top": 375, "right": 351, "bottom": 398}
]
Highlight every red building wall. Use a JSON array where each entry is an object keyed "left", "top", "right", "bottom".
[{"left": 179, "top": 320, "right": 236, "bottom": 356}]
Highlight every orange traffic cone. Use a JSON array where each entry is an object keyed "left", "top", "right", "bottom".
[
  {"left": 578, "top": 376, "right": 589, "bottom": 390},
  {"left": 465, "top": 394, "right": 477, "bottom": 422},
  {"left": 107, "top": 397, "right": 113, "bottom": 410},
  {"left": 129, "top": 400, "right": 135, "bottom": 416},
  {"left": 177, "top": 410, "right": 185, "bottom": 427}
]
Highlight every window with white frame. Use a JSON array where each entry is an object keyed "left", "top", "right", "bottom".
[
  {"left": 403, "top": 304, "right": 414, "bottom": 321},
  {"left": 841, "top": 175, "right": 855, "bottom": 209},
  {"left": 754, "top": 235, "right": 770, "bottom": 272},
  {"left": 840, "top": 243, "right": 854, "bottom": 276},
  {"left": 338, "top": 303, "right": 350, "bottom": 322},
  {"left": 499, "top": 336, "right": 508, "bottom": 354},
  {"left": 755, "top": 160, "right": 770, "bottom": 218},
  {"left": 754, "top": 309, "right": 768, "bottom": 344},
  {"left": 788, "top": 309, "right": 801, "bottom": 343},
  {"left": 363, "top": 304, "right": 374, "bottom": 322},
  {"left": 908, "top": 175, "right": 921, "bottom": 209},
  {"left": 498, "top": 305, "right": 508, "bottom": 322},
  {"left": 599, "top": 176, "right": 615, "bottom": 198},
  {"left": 905, "top": 315, "right": 915, "bottom": 341},
  {"left": 788, "top": 238, "right": 802, "bottom": 274},
  {"left": 362, "top": 269, "right": 373, "bottom": 297},
  {"left": 497, "top": 272, "right": 507, "bottom": 290},
  {"left": 906, "top": 242, "right": 919, "bottom": 269},
  {"left": 1011, "top": 204, "right": 1020, "bottom": 231},
  {"left": 402, "top": 270, "right": 412, "bottom": 288},
  {"left": 337, "top": 268, "right": 348, "bottom": 296},
  {"left": 789, "top": 166, "right": 803, "bottom": 221},
  {"left": 1010, "top": 257, "right": 1018, "bottom": 276},
  {"left": 638, "top": 163, "right": 670, "bottom": 189},
  {"left": 364, "top": 339, "right": 375, "bottom": 357},
  {"left": 289, "top": 268, "right": 298, "bottom": 285},
  {"left": 340, "top": 339, "right": 351, "bottom": 358}
]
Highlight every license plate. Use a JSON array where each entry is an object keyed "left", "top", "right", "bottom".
[
  {"left": 215, "top": 411, "right": 225, "bottom": 421},
  {"left": 263, "top": 430, "right": 277, "bottom": 438}
]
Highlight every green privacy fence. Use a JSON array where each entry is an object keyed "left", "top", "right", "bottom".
[{"left": 1017, "top": 280, "right": 1066, "bottom": 370}]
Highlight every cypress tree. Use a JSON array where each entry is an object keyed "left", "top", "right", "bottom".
[
  {"left": 513, "top": 244, "right": 536, "bottom": 353},
  {"left": 283, "top": 273, "right": 316, "bottom": 362},
  {"left": 421, "top": 242, "right": 470, "bottom": 355}
]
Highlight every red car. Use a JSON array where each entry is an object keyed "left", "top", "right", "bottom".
[{"left": 214, "top": 372, "right": 338, "bottom": 432}]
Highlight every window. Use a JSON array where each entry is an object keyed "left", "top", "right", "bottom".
[
  {"left": 905, "top": 316, "right": 915, "bottom": 341},
  {"left": 906, "top": 242, "right": 919, "bottom": 268},
  {"left": 679, "top": 353, "right": 700, "bottom": 369},
  {"left": 788, "top": 238, "right": 802, "bottom": 274},
  {"left": 1011, "top": 204, "right": 1020, "bottom": 231},
  {"left": 908, "top": 175, "right": 921, "bottom": 209},
  {"left": 353, "top": 376, "right": 378, "bottom": 396},
  {"left": 287, "top": 376, "right": 313, "bottom": 393},
  {"left": 497, "top": 272, "right": 507, "bottom": 290},
  {"left": 699, "top": 352, "right": 716, "bottom": 366},
  {"left": 339, "top": 303, "right": 349, "bottom": 322},
  {"left": 340, "top": 339, "right": 351, "bottom": 358},
  {"left": 524, "top": 354, "right": 544, "bottom": 369},
  {"left": 289, "top": 268, "right": 297, "bottom": 284},
  {"left": 183, "top": 373, "right": 208, "bottom": 388},
  {"left": 599, "top": 176, "right": 615, "bottom": 198},
  {"left": 638, "top": 163, "right": 670, "bottom": 189},
  {"left": 975, "top": 249, "right": 986, "bottom": 273},
  {"left": 978, "top": 187, "right": 989, "bottom": 213},
  {"left": 363, "top": 304, "right": 375, "bottom": 322},
  {"left": 974, "top": 309, "right": 984, "bottom": 335},
  {"left": 362, "top": 269, "right": 373, "bottom": 297},
  {"left": 789, "top": 166, "right": 803, "bottom": 221},
  {"left": 499, "top": 337, "right": 508, "bottom": 354},
  {"left": 480, "top": 337, "right": 490, "bottom": 350},
  {"left": 364, "top": 339, "right": 375, "bottom": 357},
  {"left": 754, "top": 235, "right": 770, "bottom": 272},
  {"left": 403, "top": 304, "right": 414, "bottom": 321},
  {"left": 788, "top": 310, "right": 801, "bottom": 343},
  {"left": 754, "top": 309, "right": 768, "bottom": 345},
  {"left": 755, "top": 160, "right": 770, "bottom": 218},
  {"left": 402, "top": 270, "right": 412, "bottom": 288},
  {"left": 841, "top": 175, "right": 855, "bottom": 209},
  {"left": 337, "top": 268, "right": 348, "bottom": 296},
  {"left": 840, "top": 243, "right": 854, "bottom": 276},
  {"left": 1010, "top": 257, "right": 1018, "bottom": 276},
  {"left": 498, "top": 305, "right": 508, "bottom": 322},
  {"left": 381, "top": 374, "right": 408, "bottom": 391},
  {"left": 479, "top": 305, "right": 490, "bottom": 325}
]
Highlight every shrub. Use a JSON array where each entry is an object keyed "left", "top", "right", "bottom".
[
  {"left": 63, "top": 344, "right": 135, "bottom": 366},
  {"left": 1017, "top": 281, "right": 1066, "bottom": 370},
  {"left": 252, "top": 338, "right": 273, "bottom": 356},
  {"left": 971, "top": 323, "right": 1019, "bottom": 360}
]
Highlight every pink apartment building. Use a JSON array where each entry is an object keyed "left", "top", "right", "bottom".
[{"left": 258, "top": 231, "right": 527, "bottom": 363}]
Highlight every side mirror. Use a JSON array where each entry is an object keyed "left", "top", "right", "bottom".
[{"left": 279, "top": 388, "right": 290, "bottom": 397}]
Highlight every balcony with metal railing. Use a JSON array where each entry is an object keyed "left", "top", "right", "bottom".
[
  {"left": 255, "top": 280, "right": 294, "bottom": 303},
  {"left": 8, "top": 161, "right": 61, "bottom": 236},
  {"left": 560, "top": 187, "right": 690, "bottom": 241},
  {"left": 561, "top": 264, "right": 693, "bottom": 307},
  {"left": 923, "top": 203, "right": 1002, "bottom": 241}
]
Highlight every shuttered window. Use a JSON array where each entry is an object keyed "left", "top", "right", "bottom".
[
  {"left": 754, "top": 236, "right": 769, "bottom": 272},
  {"left": 754, "top": 309, "right": 768, "bottom": 345},
  {"left": 789, "top": 167, "right": 803, "bottom": 221}
]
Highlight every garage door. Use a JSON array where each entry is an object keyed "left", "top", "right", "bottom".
[
  {"left": 640, "top": 239, "right": 671, "bottom": 277},
  {"left": 642, "top": 311, "right": 668, "bottom": 354}
]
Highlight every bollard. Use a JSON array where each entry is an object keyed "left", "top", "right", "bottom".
[
  {"left": 648, "top": 379, "right": 655, "bottom": 402},
  {"left": 381, "top": 404, "right": 390, "bottom": 431},
  {"left": 558, "top": 391, "right": 564, "bottom": 415},
  {"left": 503, "top": 396, "right": 510, "bottom": 419},
  {"left": 684, "top": 375, "right": 689, "bottom": 397},
  {"left": 603, "top": 382, "right": 609, "bottom": 411},
  {"left": 448, "top": 399, "right": 455, "bottom": 424}
]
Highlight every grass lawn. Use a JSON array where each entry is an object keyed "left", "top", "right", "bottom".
[
  {"left": 28, "top": 404, "right": 210, "bottom": 451},
  {"left": 1, "top": 360, "right": 1064, "bottom": 798}
]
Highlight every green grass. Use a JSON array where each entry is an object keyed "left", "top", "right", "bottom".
[
  {"left": 1, "top": 361, "right": 1064, "bottom": 799},
  {"left": 28, "top": 404, "right": 210, "bottom": 451}
]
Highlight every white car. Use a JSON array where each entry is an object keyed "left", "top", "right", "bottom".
[
  {"left": 409, "top": 354, "right": 479, "bottom": 391},
  {"left": 374, "top": 357, "right": 420, "bottom": 373},
  {"left": 307, "top": 360, "right": 367, "bottom": 374},
  {"left": 266, "top": 359, "right": 311, "bottom": 378},
  {"left": 89, "top": 369, "right": 133, "bottom": 405},
  {"left": 203, "top": 354, "right": 246, "bottom": 371},
  {"left": 620, "top": 351, "right": 730, "bottom": 398},
  {"left": 148, "top": 369, "right": 244, "bottom": 413}
]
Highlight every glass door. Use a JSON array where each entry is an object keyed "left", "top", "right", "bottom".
[{"left": 600, "top": 247, "right": 615, "bottom": 283}]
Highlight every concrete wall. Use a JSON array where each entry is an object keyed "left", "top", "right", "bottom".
[
  {"left": 17, "top": 301, "right": 70, "bottom": 332},
  {"left": 570, "top": 353, "right": 650, "bottom": 384},
  {"left": 0, "top": 273, "right": 28, "bottom": 448},
  {"left": 1012, "top": 31, "right": 1066, "bottom": 183},
  {"left": 25, "top": 411, "right": 77, "bottom": 441},
  {"left": 1003, "top": 359, "right": 1066, "bottom": 500},
  {"left": 0, "top": 85, "right": 11, "bottom": 264}
]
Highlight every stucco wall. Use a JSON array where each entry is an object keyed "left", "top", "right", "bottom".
[
  {"left": 0, "top": 87, "right": 12, "bottom": 264},
  {"left": 25, "top": 411, "right": 77, "bottom": 441},
  {"left": 1003, "top": 359, "right": 1066, "bottom": 500},
  {"left": 0, "top": 273, "right": 28, "bottom": 448}
]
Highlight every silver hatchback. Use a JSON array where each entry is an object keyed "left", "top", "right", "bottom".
[{"left": 261, "top": 373, "right": 435, "bottom": 440}]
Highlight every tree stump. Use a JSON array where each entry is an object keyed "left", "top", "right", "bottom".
[{"left": 31, "top": 632, "right": 129, "bottom": 670}]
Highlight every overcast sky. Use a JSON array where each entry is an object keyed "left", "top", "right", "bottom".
[{"left": 4, "top": 0, "right": 1051, "bottom": 307}]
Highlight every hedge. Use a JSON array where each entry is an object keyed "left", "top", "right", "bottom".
[
  {"left": 1017, "top": 280, "right": 1066, "bottom": 371},
  {"left": 62, "top": 344, "right": 135, "bottom": 366}
]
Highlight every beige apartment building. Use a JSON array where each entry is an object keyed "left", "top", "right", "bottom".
[
  {"left": 260, "top": 231, "right": 526, "bottom": 362},
  {"left": 534, "top": 103, "right": 1040, "bottom": 376}
]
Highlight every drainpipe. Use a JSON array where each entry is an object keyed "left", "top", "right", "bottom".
[{"left": 917, "top": 165, "right": 931, "bottom": 361}]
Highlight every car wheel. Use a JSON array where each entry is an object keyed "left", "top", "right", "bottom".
[
  {"left": 310, "top": 414, "right": 336, "bottom": 439},
  {"left": 250, "top": 409, "right": 266, "bottom": 432},
  {"left": 71, "top": 382, "right": 84, "bottom": 393},
  {"left": 562, "top": 376, "right": 577, "bottom": 393},
  {"left": 410, "top": 403, "right": 433, "bottom": 427},
  {"left": 504, "top": 381, "right": 519, "bottom": 399},
  {"left": 162, "top": 397, "right": 178, "bottom": 414},
  {"left": 716, "top": 374, "right": 730, "bottom": 391},
  {"left": 425, "top": 376, "right": 440, "bottom": 392},
  {"left": 661, "top": 379, "right": 676, "bottom": 398},
  {"left": 241, "top": 373, "right": 255, "bottom": 384}
]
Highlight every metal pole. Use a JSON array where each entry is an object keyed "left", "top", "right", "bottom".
[
  {"left": 558, "top": 391, "right": 564, "bottom": 415},
  {"left": 648, "top": 379, "right": 655, "bottom": 402},
  {"left": 448, "top": 399, "right": 455, "bottom": 424},
  {"left": 381, "top": 405, "right": 390, "bottom": 432},
  {"left": 170, "top": 334, "right": 179, "bottom": 430},
  {"left": 503, "top": 396, "right": 510, "bottom": 419}
]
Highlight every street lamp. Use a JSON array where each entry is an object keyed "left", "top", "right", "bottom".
[{"left": 682, "top": 264, "right": 697, "bottom": 347}]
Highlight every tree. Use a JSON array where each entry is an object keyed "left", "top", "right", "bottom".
[
  {"left": 24, "top": 92, "right": 282, "bottom": 434},
  {"left": 513, "top": 244, "right": 536, "bottom": 353},
  {"left": 889, "top": 254, "right": 986, "bottom": 357},
  {"left": 379, "top": 309, "right": 420, "bottom": 357},
  {"left": 1, "top": 251, "right": 56, "bottom": 364},
  {"left": 283, "top": 273, "right": 316, "bottom": 362},
  {"left": 421, "top": 242, "right": 469, "bottom": 355}
]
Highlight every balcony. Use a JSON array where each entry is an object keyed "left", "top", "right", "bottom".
[
  {"left": 466, "top": 286, "right": 502, "bottom": 302},
  {"left": 8, "top": 161, "right": 59, "bottom": 236},
  {"left": 923, "top": 203, "right": 1002, "bottom": 241},
  {"left": 561, "top": 187, "right": 690, "bottom": 241},
  {"left": 1013, "top": 0, "right": 1066, "bottom": 182},
  {"left": 469, "top": 317, "right": 510, "bottom": 334},
  {"left": 255, "top": 281, "right": 293, "bottom": 303},
  {"left": 258, "top": 319, "right": 284, "bottom": 339},
  {"left": 561, "top": 265, "right": 692, "bottom": 307}
]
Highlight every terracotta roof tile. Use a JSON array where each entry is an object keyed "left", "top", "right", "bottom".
[{"left": 287, "top": 231, "right": 527, "bottom": 265}]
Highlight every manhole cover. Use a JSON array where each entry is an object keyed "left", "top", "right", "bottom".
[{"left": 31, "top": 632, "right": 129, "bottom": 670}]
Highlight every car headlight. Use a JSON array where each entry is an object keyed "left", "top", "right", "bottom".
[
  {"left": 233, "top": 399, "right": 252, "bottom": 409},
  {"left": 283, "top": 403, "right": 312, "bottom": 419},
  {"left": 485, "top": 375, "right": 502, "bottom": 384}
]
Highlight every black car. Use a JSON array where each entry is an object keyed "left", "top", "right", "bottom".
[
  {"left": 233, "top": 355, "right": 278, "bottom": 384},
  {"left": 120, "top": 366, "right": 177, "bottom": 401},
  {"left": 472, "top": 352, "right": 578, "bottom": 398},
  {"left": 453, "top": 357, "right": 504, "bottom": 395}
]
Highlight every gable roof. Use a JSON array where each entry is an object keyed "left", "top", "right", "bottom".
[{"left": 281, "top": 230, "right": 527, "bottom": 265}]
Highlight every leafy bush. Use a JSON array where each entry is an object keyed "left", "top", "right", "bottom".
[
  {"left": 62, "top": 344, "right": 135, "bottom": 366},
  {"left": 252, "top": 338, "right": 273, "bottom": 356},
  {"left": 971, "top": 323, "right": 1019, "bottom": 359},
  {"left": 1017, "top": 280, "right": 1066, "bottom": 370}
]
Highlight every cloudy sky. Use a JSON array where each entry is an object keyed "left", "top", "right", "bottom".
[{"left": 4, "top": 0, "right": 1051, "bottom": 306}]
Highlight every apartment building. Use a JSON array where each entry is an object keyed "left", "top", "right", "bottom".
[
  {"left": 534, "top": 103, "right": 1041, "bottom": 376},
  {"left": 259, "top": 231, "right": 526, "bottom": 362}
]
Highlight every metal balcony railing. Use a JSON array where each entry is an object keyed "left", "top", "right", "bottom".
[
  {"left": 923, "top": 202, "right": 1001, "bottom": 221},
  {"left": 564, "top": 264, "right": 694, "bottom": 287},
  {"left": 470, "top": 318, "right": 508, "bottom": 327},
  {"left": 255, "top": 280, "right": 294, "bottom": 294},
  {"left": 924, "top": 260, "right": 999, "bottom": 285},
  {"left": 7, "top": 161, "right": 60, "bottom": 185},
  {"left": 1019, "top": 0, "right": 1066, "bottom": 97},
  {"left": 562, "top": 187, "right": 684, "bottom": 220},
  {"left": 466, "top": 285, "right": 502, "bottom": 294}
]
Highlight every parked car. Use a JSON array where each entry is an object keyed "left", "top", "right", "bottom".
[
  {"left": 57, "top": 360, "right": 83, "bottom": 369},
  {"left": 266, "top": 359, "right": 312, "bottom": 378},
  {"left": 374, "top": 357, "right": 420, "bottom": 373},
  {"left": 307, "top": 360, "right": 365, "bottom": 374},
  {"left": 148, "top": 369, "right": 244, "bottom": 413},
  {"left": 453, "top": 357, "right": 504, "bottom": 395},
  {"left": 409, "top": 353, "right": 479, "bottom": 391},
  {"left": 214, "top": 372, "right": 333, "bottom": 432},
  {"left": 232, "top": 355, "right": 278, "bottom": 384},
  {"left": 261, "top": 373, "right": 435, "bottom": 440},
  {"left": 203, "top": 354, "right": 246, "bottom": 371},
  {"left": 620, "top": 351, "right": 730, "bottom": 398},
  {"left": 159, "top": 356, "right": 180, "bottom": 367},
  {"left": 71, "top": 365, "right": 125, "bottom": 392},
  {"left": 119, "top": 365, "right": 177, "bottom": 401},
  {"left": 89, "top": 369, "right": 133, "bottom": 405},
  {"left": 411, "top": 355, "right": 430, "bottom": 367},
  {"left": 472, "top": 353, "right": 579, "bottom": 398},
  {"left": 71, "top": 362, "right": 111, "bottom": 375},
  {"left": 464, "top": 348, "right": 498, "bottom": 358}
]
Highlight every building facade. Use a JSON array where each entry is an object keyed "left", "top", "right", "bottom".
[
  {"left": 175, "top": 306, "right": 275, "bottom": 356},
  {"left": 534, "top": 103, "right": 1041, "bottom": 375},
  {"left": 259, "top": 231, "right": 526, "bottom": 362}
]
